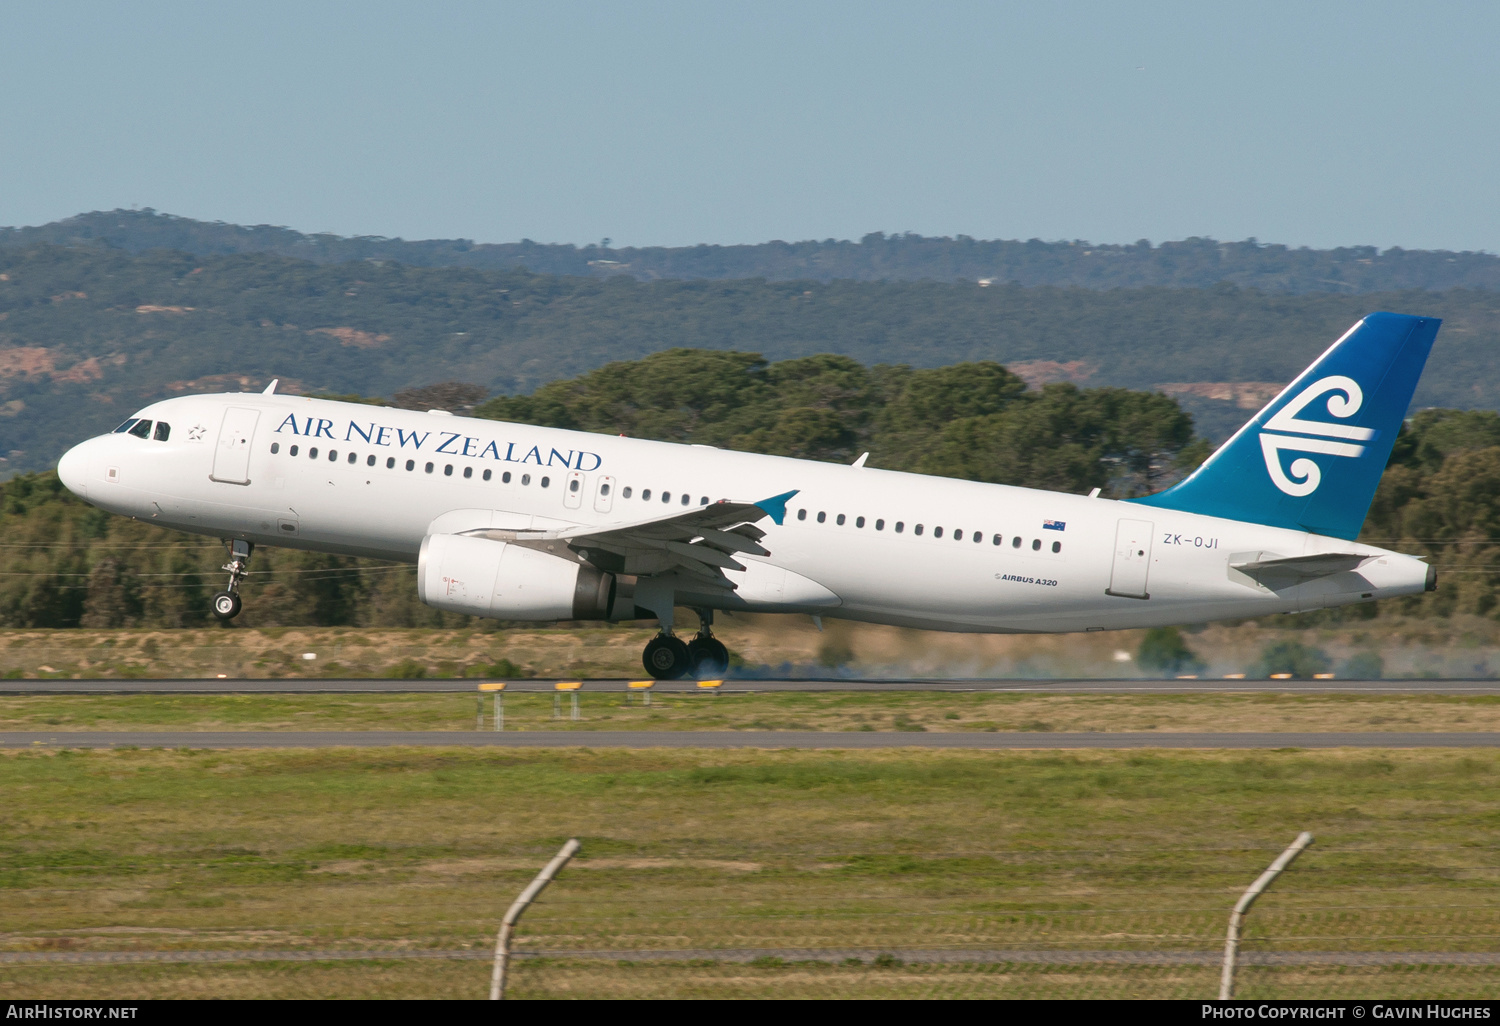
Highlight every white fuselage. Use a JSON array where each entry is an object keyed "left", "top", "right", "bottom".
[{"left": 56, "top": 393, "right": 1432, "bottom": 632}]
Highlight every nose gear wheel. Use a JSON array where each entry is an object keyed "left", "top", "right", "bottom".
[{"left": 212, "top": 539, "right": 253, "bottom": 622}]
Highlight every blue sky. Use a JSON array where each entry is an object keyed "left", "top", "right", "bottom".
[{"left": 2, "top": 1, "right": 1496, "bottom": 251}]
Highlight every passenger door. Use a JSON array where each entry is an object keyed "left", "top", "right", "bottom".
[
  {"left": 210, "top": 407, "right": 260, "bottom": 485},
  {"left": 1106, "top": 518, "right": 1154, "bottom": 599}
]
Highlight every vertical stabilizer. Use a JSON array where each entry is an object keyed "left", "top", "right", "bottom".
[{"left": 1130, "top": 312, "right": 1441, "bottom": 540}]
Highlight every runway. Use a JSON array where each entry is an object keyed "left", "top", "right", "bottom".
[
  {"left": 3, "top": 677, "right": 1499, "bottom": 695},
  {"left": 4, "top": 730, "right": 1499, "bottom": 749}
]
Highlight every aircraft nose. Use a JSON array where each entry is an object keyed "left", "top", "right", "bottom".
[{"left": 56, "top": 441, "right": 91, "bottom": 499}]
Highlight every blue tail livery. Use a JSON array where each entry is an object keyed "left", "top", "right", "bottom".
[{"left": 1130, "top": 312, "right": 1441, "bottom": 540}]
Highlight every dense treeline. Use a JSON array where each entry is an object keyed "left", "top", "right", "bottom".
[
  {"left": 8, "top": 208, "right": 1500, "bottom": 293},
  {"left": 6, "top": 242, "right": 1500, "bottom": 476},
  {"left": 2, "top": 347, "right": 1496, "bottom": 628},
  {"left": 475, "top": 349, "right": 1206, "bottom": 496}
]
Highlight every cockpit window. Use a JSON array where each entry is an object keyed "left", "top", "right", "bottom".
[
  {"left": 113, "top": 419, "right": 139, "bottom": 434},
  {"left": 153, "top": 422, "right": 171, "bottom": 441},
  {"left": 127, "top": 419, "right": 152, "bottom": 439}
]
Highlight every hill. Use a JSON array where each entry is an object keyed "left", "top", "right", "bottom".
[
  {"left": 4, "top": 243, "right": 1500, "bottom": 475},
  {"left": 5, "top": 208, "right": 1500, "bottom": 292}
]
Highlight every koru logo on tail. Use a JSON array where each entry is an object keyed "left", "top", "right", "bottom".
[{"left": 1258, "top": 375, "right": 1375, "bottom": 496}]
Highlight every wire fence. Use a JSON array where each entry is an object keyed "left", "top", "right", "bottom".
[{"left": 2, "top": 845, "right": 1498, "bottom": 999}]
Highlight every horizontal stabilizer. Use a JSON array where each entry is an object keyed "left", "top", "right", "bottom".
[{"left": 1230, "top": 551, "right": 1371, "bottom": 582}]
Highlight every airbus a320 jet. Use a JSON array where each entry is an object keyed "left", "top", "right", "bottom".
[{"left": 56, "top": 313, "right": 1440, "bottom": 679}]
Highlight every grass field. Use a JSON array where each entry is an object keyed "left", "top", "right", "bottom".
[
  {"left": 2, "top": 690, "right": 1500, "bottom": 733},
  {"left": 0, "top": 742, "right": 1497, "bottom": 999}
]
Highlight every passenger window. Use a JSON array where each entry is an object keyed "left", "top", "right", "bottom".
[
  {"left": 875, "top": 519, "right": 884, "bottom": 530},
  {"left": 503, "top": 471, "right": 512, "bottom": 483},
  {"left": 798, "top": 509, "right": 807, "bottom": 521},
  {"left": 425, "top": 462, "right": 434, "bottom": 473},
  {"left": 347, "top": 452, "right": 356, "bottom": 464},
  {"left": 522, "top": 474, "right": 531, "bottom": 485},
  {"left": 483, "top": 469, "right": 492, "bottom": 481},
  {"left": 817, "top": 512, "right": 826, "bottom": 523},
  {"left": 290, "top": 445, "right": 299, "bottom": 457},
  {"left": 464, "top": 466, "right": 473, "bottom": 479},
  {"left": 1052, "top": 541, "right": 1062, "bottom": 553},
  {"left": 328, "top": 450, "right": 337, "bottom": 461},
  {"left": 700, "top": 496, "right": 709, "bottom": 505},
  {"left": 973, "top": 531, "right": 982, "bottom": 543},
  {"left": 642, "top": 489, "right": 651, "bottom": 500},
  {"left": 600, "top": 482, "right": 610, "bottom": 495},
  {"left": 541, "top": 476, "right": 550, "bottom": 488},
  {"left": 954, "top": 529, "right": 963, "bottom": 541},
  {"left": 895, "top": 522, "right": 904, "bottom": 533},
  {"left": 915, "top": 524, "right": 924, "bottom": 536},
  {"left": 1012, "top": 536, "right": 1022, "bottom": 548},
  {"left": 569, "top": 478, "right": 579, "bottom": 492},
  {"left": 836, "top": 514, "right": 846, "bottom": 526},
  {"left": 367, "top": 454, "right": 375, "bottom": 466},
  {"left": 1032, "top": 538, "right": 1041, "bottom": 551},
  {"left": 934, "top": 527, "right": 944, "bottom": 538},
  {"left": 128, "top": 420, "right": 152, "bottom": 439},
  {"left": 405, "top": 459, "right": 415, "bottom": 471},
  {"left": 387, "top": 457, "right": 395, "bottom": 469},
  {"left": 153, "top": 422, "right": 171, "bottom": 441},
  {"left": 682, "top": 494, "right": 690, "bottom": 505},
  {"left": 993, "top": 534, "right": 1002, "bottom": 545},
  {"left": 856, "top": 516, "right": 865, "bottom": 528},
  {"left": 662, "top": 491, "right": 671, "bottom": 503},
  {"left": 309, "top": 447, "right": 319, "bottom": 459},
  {"left": 622, "top": 486, "right": 632, "bottom": 498},
  {"left": 113, "top": 419, "right": 138, "bottom": 433},
  {"left": 444, "top": 465, "right": 453, "bottom": 476},
  {"left": 271, "top": 443, "right": 280, "bottom": 455}
]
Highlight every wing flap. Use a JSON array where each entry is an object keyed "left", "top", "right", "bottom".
[{"left": 472, "top": 490, "right": 799, "bottom": 587}]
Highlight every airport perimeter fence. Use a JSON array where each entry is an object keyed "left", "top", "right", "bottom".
[{"left": 2, "top": 842, "right": 1498, "bottom": 999}]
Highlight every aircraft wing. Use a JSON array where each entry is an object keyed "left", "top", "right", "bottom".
[
  {"left": 462, "top": 489, "right": 798, "bottom": 588},
  {"left": 1230, "top": 552, "right": 1373, "bottom": 582}
]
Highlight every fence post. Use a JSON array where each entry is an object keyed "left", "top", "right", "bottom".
[
  {"left": 490, "top": 838, "right": 580, "bottom": 1000},
  {"left": 1220, "top": 831, "right": 1313, "bottom": 1000}
]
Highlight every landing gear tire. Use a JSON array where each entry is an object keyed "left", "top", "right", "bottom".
[
  {"left": 643, "top": 634, "right": 691, "bottom": 680},
  {"left": 688, "top": 636, "right": 729, "bottom": 677},
  {"left": 211, "top": 590, "right": 242, "bottom": 622}
]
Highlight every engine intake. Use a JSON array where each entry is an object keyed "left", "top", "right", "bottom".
[{"left": 418, "top": 533, "right": 615, "bottom": 620}]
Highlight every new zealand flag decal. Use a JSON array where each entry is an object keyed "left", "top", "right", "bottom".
[{"left": 1043, "top": 520, "right": 1066, "bottom": 531}]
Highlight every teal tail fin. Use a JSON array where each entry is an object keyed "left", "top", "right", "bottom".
[{"left": 1130, "top": 312, "right": 1441, "bottom": 540}]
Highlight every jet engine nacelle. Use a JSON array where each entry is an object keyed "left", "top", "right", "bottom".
[{"left": 417, "top": 533, "right": 615, "bottom": 620}]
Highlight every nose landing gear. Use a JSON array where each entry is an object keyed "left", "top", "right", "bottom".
[{"left": 211, "top": 539, "right": 253, "bottom": 622}]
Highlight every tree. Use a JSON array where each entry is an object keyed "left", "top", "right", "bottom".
[{"left": 1137, "top": 627, "right": 1206, "bottom": 676}]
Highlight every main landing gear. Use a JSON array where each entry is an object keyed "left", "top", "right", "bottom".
[
  {"left": 211, "top": 539, "right": 253, "bottom": 622},
  {"left": 641, "top": 609, "right": 730, "bottom": 680}
]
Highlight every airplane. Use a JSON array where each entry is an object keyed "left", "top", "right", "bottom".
[{"left": 55, "top": 312, "right": 1440, "bottom": 679}]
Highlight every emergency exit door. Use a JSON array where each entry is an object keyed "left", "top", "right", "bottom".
[
  {"left": 210, "top": 407, "right": 260, "bottom": 485},
  {"left": 1106, "top": 518, "right": 1154, "bottom": 599}
]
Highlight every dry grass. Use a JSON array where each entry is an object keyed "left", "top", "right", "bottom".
[
  {"left": 5, "top": 613, "right": 1500, "bottom": 680},
  {"left": 2, "top": 690, "right": 1500, "bottom": 733}
]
